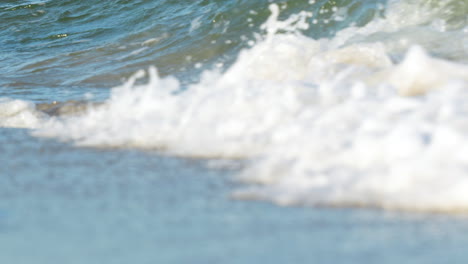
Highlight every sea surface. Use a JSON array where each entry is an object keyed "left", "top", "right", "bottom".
[{"left": 1, "top": 0, "right": 468, "bottom": 263}]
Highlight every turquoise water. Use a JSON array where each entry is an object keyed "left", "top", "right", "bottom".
[
  {"left": 2, "top": 129, "right": 468, "bottom": 263},
  {"left": 1, "top": 0, "right": 468, "bottom": 262}
]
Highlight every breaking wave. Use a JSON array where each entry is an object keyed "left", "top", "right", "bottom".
[{"left": 1, "top": 0, "right": 468, "bottom": 212}]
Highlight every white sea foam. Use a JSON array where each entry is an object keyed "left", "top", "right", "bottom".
[
  {"left": 0, "top": 98, "right": 43, "bottom": 128},
  {"left": 4, "top": 0, "right": 468, "bottom": 212}
]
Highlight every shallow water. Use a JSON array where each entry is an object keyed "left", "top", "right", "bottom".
[
  {"left": 1, "top": 0, "right": 468, "bottom": 262},
  {"left": 1, "top": 129, "right": 468, "bottom": 263}
]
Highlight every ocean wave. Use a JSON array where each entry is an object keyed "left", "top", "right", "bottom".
[{"left": 2, "top": 0, "right": 468, "bottom": 212}]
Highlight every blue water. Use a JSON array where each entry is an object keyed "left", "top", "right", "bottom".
[
  {"left": 1, "top": 129, "right": 468, "bottom": 263},
  {"left": 1, "top": 0, "right": 468, "bottom": 263}
]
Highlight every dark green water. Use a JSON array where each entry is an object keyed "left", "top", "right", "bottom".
[{"left": 1, "top": 0, "right": 388, "bottom": 100}]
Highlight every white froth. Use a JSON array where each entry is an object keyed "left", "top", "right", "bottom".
[
  {"left": 4, "top": 0, "right": 468, "bottom": 212},
  {"left": 0, "top": 98, "right": 43, "bottom": 128},
  {"left": 391, "top": 46, "right": 468, "bottom": 95}
]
